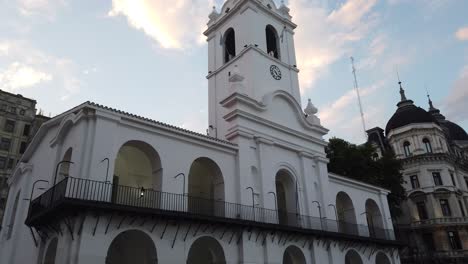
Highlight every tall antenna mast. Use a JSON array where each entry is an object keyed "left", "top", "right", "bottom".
[{"left": 350, "top": 57, "right": 367, "bottom": 139}]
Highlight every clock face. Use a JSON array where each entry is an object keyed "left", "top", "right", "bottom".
[{"left": 270, "top": 65, "right": 282, "bottom": 80}]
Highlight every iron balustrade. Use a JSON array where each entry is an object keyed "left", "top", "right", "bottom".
[{"left": 27, "top": 177, "right": 396, "bottom": 241}]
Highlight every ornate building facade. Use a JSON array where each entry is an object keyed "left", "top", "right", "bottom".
[
  {"left": 1, "top": 1, "right": 400, "bottom": 263},
  {"left": 368, "top": 83, "right": 468, "bottom": 263}
]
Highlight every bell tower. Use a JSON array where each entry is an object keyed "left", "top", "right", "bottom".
[{"left": 204, "top": 0, "right": 303, "bottom": 139}]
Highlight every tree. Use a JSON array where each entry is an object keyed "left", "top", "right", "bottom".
[{"left": 326, "top": 138, "right": 405, "bottom": 217}]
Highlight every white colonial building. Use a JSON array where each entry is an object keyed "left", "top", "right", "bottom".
[{"left": 0, "top": 1, "right": 401, "bottom": 263}]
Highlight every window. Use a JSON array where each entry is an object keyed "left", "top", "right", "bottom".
[
  {"left": 266, "top": 25, "right": 280, "bottom": 59},
  {"left": 416, "top": 202, "right": 428, "bottom": 220},
  {"left": 0, "top": 156, "right": 6, "bottom": 169},
  {"left": 223, "top": 28, "right": 236, "bottom": 63},
  {"left": 23, "top": 124, "right": 30, "bottom": 137},
  {"left": 9, "top": 107, "right": 16, "bottom": 114},
  {"left": 459, "top": 200, "right": 466, "bottom": 217},
  {"left": 0, "top": 104, "right": 6, "bottom": 111},
  {"left": 423, "top": 233, "right": 435, "bottom": 251},
  {"left": 4, "top": 120, "right": 15, "bottom": 133},
  {"left": 423, "top": 138, "right": 433, "bottom": 153},
  {"left": 19, "top": 109, "right": 25, "bottom": 116},
  {"left": 7, "top": 158, "right": 14, "bottom": 169},
  {"left": 0, "top": 138, "right": 11, "bottom": 151},
  {"left": 433, "top": 172, "right": 443, "bottom": 186},
  {"left": 450, "top": 172, "right": 456, "bottom": 186},
  {"left": 448, "top": 231, "right": 462, "bottom": 250},
  {"left": 410, "top": 175, "right": 420, "bottom": 189},
  {"left": 440, "top": 199, "right": 452, "bottom": 217},
  {"left": 403, "top": 141, "right": 411, "bottom": 157},
  {"left": 19, "top": 142, "right": 27, "bottom": 154}
]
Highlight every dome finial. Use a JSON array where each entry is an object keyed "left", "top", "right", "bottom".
[
  {"left": 426, "top": 88, "right": 436, "bottom": 111},
  {"left": 396, "top": 67, "right": 407, "bottom": 102}
]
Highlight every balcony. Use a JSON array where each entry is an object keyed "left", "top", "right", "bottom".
[
  {"left": 410, "top": 217, "right": 468, "bottom": 228},
  {"left": 26, "top": 177, "right": 400, "bottom": 246}
]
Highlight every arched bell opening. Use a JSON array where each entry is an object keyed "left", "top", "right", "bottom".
[
  {"left": 223, "top": 28, "right": 236, "bottom": 63},
  {"left": 275, "top": 169, "right": 298, "bottom": 226},
  {"left": 187, "top": 236, "right": 226, "bottom": 264},
  {"left": 266, "top": 25, "right": 280, "bottom": 59},
  {"left": 188, "top": 157, "right": 224, "bottom": 217},
  {"left": 283, "top": 245, "right": 306, "bottom": 264},
  {"left": 336, "top": 192, "right": 358, "bottom": 235},
  {"left": 106, "top": 230, "right": 158, "bottom": 264}
]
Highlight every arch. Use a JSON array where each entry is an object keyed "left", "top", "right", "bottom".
[
  {"left": 187, "top": 236, "right": 226, "bottom": 264},
  {"left": 275, "top": 169, "right": 298, "bottom": 225},
  {"left": 375, "top": 252, "right": 391, "bottom": 264},
  {"left": 58, "top": 147, "right": 73, "bottom": 183},
  {"left": 106, "top": 230, "right": 157, "bottom": 264},
  {"left": 6, "top": 190, "right": 21, "bottom": 240},
  {"left": 365, "top": 199, "right": 384, "bottom": 238},
  {"left": 42, "top": 237, "right": 58, "bottom": 264},
  {"left": 188, "top": 157, "right": 224, "bottom": 217},
  {"left": 266, "top": 25, "right": 280, "bottom": 59},
  {"left": 345, "top": 250, "right": 363, "bottom": 264},
  {"left": 223, "top": 28, "right": 236, "bottom": 63},
  {"left": 114, "top": 140, "right": 162, "bottom": 190},
  {"left": 336, "top": 192, "right": 358, "bottom": 235},
  {"left": 403, "top": 141, "right": 411, "bottom": 157},
  {"left": 423, "top": 138, "right": 432, "bottom": 153},
  {"left": 283, "top": 245, "right": 306, "bottom": 264}
]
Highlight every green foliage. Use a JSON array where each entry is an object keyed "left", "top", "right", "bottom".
[{"left": 326, "top": 138, "right": 406, "bottom": 217}]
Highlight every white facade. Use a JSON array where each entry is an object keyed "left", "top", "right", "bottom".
[{"left": 0, "top": 1, "right": 400, "bottom": 264}]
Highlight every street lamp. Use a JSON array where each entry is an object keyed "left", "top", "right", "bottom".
[
  {"left": 53, "top": 160, "right": 74, "bottom": 185},
  {"left": 27, "top": 180, "right": 49, "bottom": 204},
  {"left": 328, "top": 204, "right": 338, "bottom": 221},
  {"left": 246, "top": 187, "right": 255, "bottom": 220},
  {"left": 312, "top": 200, "right": 323, "bottom": 230},
  {"left": 100, "top": 158, "right": 110, "bottom": 183},
  {"left": 174, "top": 173, "right": 185, "bottom": 195}
]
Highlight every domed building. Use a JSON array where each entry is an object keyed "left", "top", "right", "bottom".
[{"left": 367, "top": 82, "right": 468, "bottom": 264}]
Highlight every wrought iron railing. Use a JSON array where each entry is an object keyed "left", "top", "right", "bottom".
[
  {"left": 411, "top": 217, "right": 468, "bottom": 227},
  {"left": 27, "top": 177, "right": 396, "bottom": 241}
]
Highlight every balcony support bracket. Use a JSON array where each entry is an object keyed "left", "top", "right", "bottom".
[
  {"left": 171, "top": 222, "right": 181, "bottom": 249},
  {"left": 105, "top": 214, "right": 113, "bottom": 235},
  {"left": 92, "top": 214, "right": 100, "bottom": 236}
]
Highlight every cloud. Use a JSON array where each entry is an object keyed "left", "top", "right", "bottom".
[
  {"left": 455, "top": 26, "right": 468, "bottom": 41},
  {"left": 0, "top": 39, "right": 81, "bottom": 98},
  {"left": 17, "top": 0, "right": 65, "bottom": 19},
  {"left": 443, "top": 65, "right": 468, "bottom": 121},
  {"left": 108, "top": 0, "right": 215, "bottom": 50},
  {"left": 0, "top": 62, "right": 52, "bottom": 91},
  {"left": 289, "top": 0, "right": 379, "bottom": 91}
]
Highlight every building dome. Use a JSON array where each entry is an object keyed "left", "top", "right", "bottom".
[
  {"left": 385, "top": 82, "right": 437, "bottom": 135},
  {"left": 440, "top": 120, "right": 468, "bottom": 141},
  {"left": 385, "top": 104, "right": 437, "bottom": 135}
]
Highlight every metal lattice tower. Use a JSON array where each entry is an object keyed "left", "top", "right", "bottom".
[{"left": 350, "top": 57, "right": 367, "bottom": 139}]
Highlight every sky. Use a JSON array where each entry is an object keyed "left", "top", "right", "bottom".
[{"left": 0, "top": 0, "right": 467, "bottom": 144}]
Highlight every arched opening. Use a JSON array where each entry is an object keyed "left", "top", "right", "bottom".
[
  {"left": 106, "top": 230, "right": 157, "bottom": 264},
  {"left": 345, "top": 250, "right": 363, "bottom": 264},
  {"left": 6, "top": 190, "right": 20, "bottom": 239},
  {"left": 266, "top": 25, "right": 280, "bottom": 59},
  {"left": 188, "top": 157, "right": 224, "bottom": 217},
  {"left": 365, "top": 199, "right": 384, "bottom": 238},
  {"left": 187, "top": 236, "right": 226, "bottom": 264},
  {"left": 58, "top": 148, "right": 73, "bottom": 182},
  {"left": 375, "top": 252, "right": 391, "bottom": 264},
  {"left": 283, "top": 245, "right": 306, "bottom": 264},
  {"left": 276, "top": 169, "right": 297, "bottom": 226},
  {"left": 43, "top": 237, "right": 58, "bottom": 264},
  {"left": 224, "top": 28, "right": 236, "bottom": 63},
  {"left": 403, "top": 141, "right": 411, "bottom": 157},
  {"left": 336, "top": 192, "right": 358, "bottom": 235},
  {"left": 113, "top": 141, "right": 162, "bottom": 207},
  {"left": 423, "top": 138, "right": 432, "bottom": 153}
]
